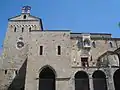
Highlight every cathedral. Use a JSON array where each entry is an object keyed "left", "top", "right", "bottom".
[{"left": 0, "top": 6, "right": 120, "bottom": 90}]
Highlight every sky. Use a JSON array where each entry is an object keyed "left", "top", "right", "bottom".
[{"left": 0, "top": 0, "right": 120, "bottom": 53}]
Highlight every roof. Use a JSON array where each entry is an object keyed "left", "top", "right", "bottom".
[
  {"left": 71, "top": 32, "right": 112, "bottom": 35},
  {"left": 8, "top": 14, "right": 41, "bottom": 21},
  {"left": 30, "top": 30, "right": 71, "bottom": 32}
]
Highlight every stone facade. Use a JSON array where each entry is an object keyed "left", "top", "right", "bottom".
[{"left": 0, "top": 6, "right": 120, "bottom": 90}]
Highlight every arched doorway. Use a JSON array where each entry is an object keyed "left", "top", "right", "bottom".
[
  {"left": 39, "top": 66, "right": 56, "bottom": 90},
  {"left": 92, "top": 70, "right": 107, "bottom": 90},
  {"left": 113, "top": 69, "right": 120, "bottom": 90},
  {"left": 75, "top": 71, "right": 90, "bottom": 90}
]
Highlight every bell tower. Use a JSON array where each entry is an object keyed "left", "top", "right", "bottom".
[
  {"left": 1, "top": 6, "right": 43, "bottom": 89},
  {"left": 22, "top": 6, "right": 31, "bottom": 14},
  {"left": 2, "top": 6, "right": 43, "bottom": 69}
]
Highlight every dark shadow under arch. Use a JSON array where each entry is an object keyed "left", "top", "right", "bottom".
[
  {"left": 39, "top": 66, "right": 56, "bottom": 90},
  {"left": 113, "top": 69, "right": 120, "bottom": 90},
  {"left": 75, "top": 71, "right": 90, "bottom": 90},
  {"left": 92, "top": 70, "right": 107, "bottom": 90},
  {"left": 39, "top": 65, "right": 57, "bottom": 77}
]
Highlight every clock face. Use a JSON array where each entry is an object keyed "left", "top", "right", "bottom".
[{"left": 17, "top": 41, "right": 24, "bottom": 49}]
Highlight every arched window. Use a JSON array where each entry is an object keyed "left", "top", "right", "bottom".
[
  {"left": 75, "top": 71, "right": 90, "bottom": 90},
  {"left": 23, "top": 15, "right": 26, "bottom": 19},
  {"left": 58, "top": 46, "right": 61, "bottom": 55},
  {"left": 15, "top": 70, "right": 18, "bottom": 75},
  {"left": 39, "top": 66, "right": 56, "bottom": 90},
  {"left": 113, "top": 69, "right": 120, "bottom": 90},
  {"left": 40, "top": 46, "right": 43, "bottom": 55},
  {"left": 14, "top": 27, "right": 16, "bottom": 32},
  {"left": 92, "top": 41, "right": 96, "bottom": 48},
  {"left": 92, "top": 70, "right": 107, "bottom": 90},
  {"left": 5, "top": 70, "right": 7, "bottom": 74},
  {"left": 29, "top": 27, "right": 31, "bottom": 32},
  {"left": 109, "top": 42, "right": 113, "bottom": 48},
  {"left": 22, "top": 27, "right": 24, "bottom": 32},
  {"left": 84, "top": 39, "right": 90, "bottom": 46}
]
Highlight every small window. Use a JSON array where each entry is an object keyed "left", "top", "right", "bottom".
[
  {"left": 81, "top": 58, "right": 89, "bottom": 67},
  {"left": 15, "top": 70, "right": 18, "bottom": 75},
  {"left": 29, "top": 27, "right": 31, "bottom": 32},
  {"left": 84, "top": 39, "right": 90, "bottom": 46},
  {"left": 58, "top": 46, "right": 61, "bottom": 55},
  {"left": 14, "top": 27, "right": 16, "bottom": 32},
  {"left": 109, "top": 42, "right": 113, "bottom": 48},
  {"left": 5, "top": 70, "right": 7, "bottom": 74},
  {"left": 90, "top": 56, "right": 93, "bottom": 61},
  {"left": 23, "top": 15, "right": 26, "bottom": 19},
  {"left": 22, "top": 27, "right": 24, "bottom": 32},
  {"left": 19, "top": 37, "right": 23, "bottom": 40},
  {"left": 40, "top": 46, "right": 43, "bottom": 55},
  {"left": 92, "top": 41, "right": 96, "bottom": 48}
]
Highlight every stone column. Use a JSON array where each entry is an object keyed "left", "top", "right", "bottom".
[
  {"left": 56, "top": 80, "right": 59, "bottom": 90},
  {"left": 68, "top": 78, "right": 74, "bottom": 90},
  {"left": 105, "top": 67, "right": 115, "bottom": 90},
  {"left": 36, "top": 73, "right": 39, "bottom": 90},
  {"left": 108, "top": 78, "right": 115, "bottom": 90},
  {"left": 89, "top": 76, "right": 93, "bottom": 90},
  {"left": 107, "top": 68, "right": 115, "bottom": 90}
]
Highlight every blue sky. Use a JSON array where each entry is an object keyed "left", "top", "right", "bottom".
[{"left": 0, "top": 0, "right": 120, "bottom": 51}]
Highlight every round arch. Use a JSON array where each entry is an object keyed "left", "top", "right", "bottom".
[
  {"left": 39, "top": 65, "right": 57, "bottom": 77},
  {"left": 74, "top": 71, "right": 90, "bottom": 90},
  {"left": 97, "top": 51, "right": 120, "bottom": 67},
  {"left": 39, "top": 65, "right": 56, "bottom": 90},
  {"left": 92, "top": 70, "right": 107, "bottom": 90},
  {"left": 75, "top": 71, "right": 89, "bottom": 78},
  {"left": 113, "top": 69, "right": 120, "bottom": 90}
]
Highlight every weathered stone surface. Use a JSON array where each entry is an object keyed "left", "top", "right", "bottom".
[{"left": 0, "top": 6, "right": 120, "bottom": 90}]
